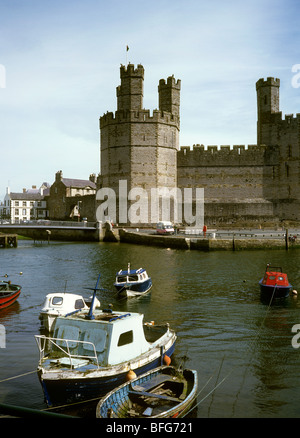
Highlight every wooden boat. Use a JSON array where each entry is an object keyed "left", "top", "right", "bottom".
[
  {"left": 35, "top": 275, "right": 176, "bottom": 408},
  {"left": 0, "top": 281, "right": 21, "bottom": 310},
  {"left": 39, "top": 292, "right": 100, "bottom": 332},
  {"left": 96, "top": 365, "right": 198, "bottom": 418},
  {"left": 259, "top": 264, "right": 293, "bottom": 298},
  {"left": 114, "top": 264, "right": 152, "bottom": 298}
]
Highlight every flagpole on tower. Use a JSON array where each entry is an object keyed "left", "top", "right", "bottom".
[{"left": 126, "top": 45, "right": 129, "bottom": 65}]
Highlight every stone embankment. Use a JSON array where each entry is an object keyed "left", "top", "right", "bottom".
[{"left": 118, "top": 229, "right": 300, "bottom": 251}]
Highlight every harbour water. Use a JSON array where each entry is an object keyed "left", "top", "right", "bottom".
[{"left": 1, "top": 239, "right": 300, "bottom": 418}]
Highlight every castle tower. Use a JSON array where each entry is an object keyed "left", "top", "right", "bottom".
[
  {"left": 256, "top": 77, "right": 280, "bottom": 145},
  {"left": 117, "top": 64, "right": 144, "bottom": 111},
  {"left": 99, "top": 64, "right": 181, "bottom": 225},
  {"left": 158, "top": 76, "right": 181, "bottom": 117}
]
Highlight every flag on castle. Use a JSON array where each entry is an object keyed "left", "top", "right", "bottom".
[{"left": 126, "top": 45, "right": 129, "bottom": 51}]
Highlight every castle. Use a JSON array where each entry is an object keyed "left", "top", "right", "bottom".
[{"left": 98, "top": 64, "right": 300, "bottom": 227}]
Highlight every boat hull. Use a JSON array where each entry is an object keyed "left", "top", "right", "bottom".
[
  {"left": 0, "top": 286, "right": 21, "bottom": 310},
  {"left": 39, "top": 313, "right": 57, "bottom": 332},
  {"left": 96, "top": 366, "right": 198, "bottom": 418},
  {"left": 259, "top": 280, "right": 292, "bottom": 298},
  {"left": 38, "top": 341, "right": 175, "bottom": 407},
  {"left": 115, "top": 278, "right": 152, "bottom": 298}
]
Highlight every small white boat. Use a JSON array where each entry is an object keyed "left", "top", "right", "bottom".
[
  {"left": 114, "top": 264, "right": 152, "bottom": 298},
  {"left": 35, "top": 276, "right": 176, "bottom": 408},
  {"left": 39, "top": 292, "right": 100, "bottom": 332}
]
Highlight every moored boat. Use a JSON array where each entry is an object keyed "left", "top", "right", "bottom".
[
  {"left": 0, "top": 281, "right": 21, "bottom": 310},
  {"left": 39, "top": 292, "right": 100, "bottom": 332},
  {"left": 96, "top": 365, "right": 198, "bottom": 418},
  {"left": 259, "top": 264, "right": 293, "bottom": 298},
  {"left": 35, "top": 276, "right": 176, "bottom": 408},
  {"left": 114, "top": 264, "right": 152, "bottom": 298}
]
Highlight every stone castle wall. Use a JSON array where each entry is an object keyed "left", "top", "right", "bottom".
[{"left": 99, "top": 66, "right": 300, "bottom": 226}]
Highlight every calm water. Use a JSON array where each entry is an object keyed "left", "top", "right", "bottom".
[{"left": 1, "top": 239, "right": 300, "bottom": 418}]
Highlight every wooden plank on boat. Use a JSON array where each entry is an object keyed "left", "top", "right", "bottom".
[
  {"left": 128, "top": 389, "right": 180, "bottom": 402},
  {"left": 132, "top": 374, "right": 173, "bottom": 392}
]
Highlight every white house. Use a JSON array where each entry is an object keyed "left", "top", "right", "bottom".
[{"left": 1, "top": 184, "right": 50, "bottom": 223}]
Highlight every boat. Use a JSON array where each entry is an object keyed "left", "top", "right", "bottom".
[
  {"left": 35, "top": 275, "right": 176, "bottom": 407},
  {"left": 259, "top": 263, "right": 293, "bottom": 298},
  {"left": 39, "top": 292, "right": 100, "bottom": 332},
  {"left": 0, "top": 281, "right": 22, "bottom": 310},
  {"left": 114, "top": 264, "right": 152, "bottom": 298},
  {"left": 96, "top": 365, "right": 198, "bottom": 418}
]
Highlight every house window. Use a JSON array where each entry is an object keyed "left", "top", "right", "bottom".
[
  {"left": 22, "top": 201, "right": 26, "bottom": 207},
  {"left": 22, "top": 209, "right": 26, "bottom": 215},
  {"left": 15, "top": 209, "right": 19, "bottom": 215},
  {"left": 15, "top": 201, "right": 19, "bottom": 206}
]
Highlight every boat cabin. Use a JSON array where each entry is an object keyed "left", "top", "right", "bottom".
[
  {"left": 41, "top": 293, "right": 89, "bottom": 315},
  {"left": 261, "top": 270, "right": 289, "bottom": 287},
  {"left": 115, "top": 268, "right": 149, "bottom": 285},
  {"left": 48, "top": 310, "right": 162, "bottom": 368}
]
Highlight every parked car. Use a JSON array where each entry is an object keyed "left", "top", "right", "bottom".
[{"left": 156, "top": 221, "right": 175, "bottom": 235}]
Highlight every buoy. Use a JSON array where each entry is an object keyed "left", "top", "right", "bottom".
[
  {"left": 163, "top": 355, "right": 171, "bottom": 366},
  {"left": 126, "top": 369, "right": 137, "bottom": 381}
]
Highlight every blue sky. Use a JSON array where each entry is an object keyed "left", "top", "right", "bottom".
[{"left": 0, "top": 0, "right": 300, "bottom": 199}]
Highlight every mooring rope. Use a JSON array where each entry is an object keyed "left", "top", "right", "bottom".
[{"left": 0, "top": 370, "right": 36, "bottom": 383}]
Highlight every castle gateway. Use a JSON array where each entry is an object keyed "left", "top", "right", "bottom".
[{"left": 98, "top": 64, "right": 300, "bottom": 227}]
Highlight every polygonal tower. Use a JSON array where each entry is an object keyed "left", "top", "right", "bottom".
[
  {"left": 99, "top": 64, "right": 181, "bottom": 225},
  {"left": 256, "top": 77, "right": 280, "bottom": 146}
]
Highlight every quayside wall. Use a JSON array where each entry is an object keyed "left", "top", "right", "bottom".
[{"left": 118, "top": 229, "right": 299, "bottom": 251}]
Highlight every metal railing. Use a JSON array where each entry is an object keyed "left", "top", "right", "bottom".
[
  {"left": 0, "top": 219, "right": 97, "bottom": 228},
  {"left": 35, "top": 334, "right": 99, "bottom": 370}
]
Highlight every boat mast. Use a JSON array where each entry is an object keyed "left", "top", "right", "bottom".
[{"left": 87, "top": 274, "right": 101, "bottom": 320}]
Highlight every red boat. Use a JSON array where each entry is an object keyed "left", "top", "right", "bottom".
[
  {"left": 0, "top": 281, "right": 22, "bottom": 310},
  {"left": 259, "top": 264, "right": 292, "bottom": 298}
]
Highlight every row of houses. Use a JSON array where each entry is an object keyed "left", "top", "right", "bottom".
[{"left": 0, "top": 171, "right": 98, "bottom": 223}]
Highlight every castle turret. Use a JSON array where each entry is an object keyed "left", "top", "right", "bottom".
[
  {"left": 158, "top": 75, "right": 181, "bottom": 117},
  {"left": 256, "top": 77, "right": 280, "bottom": 145},
  {"left": 117, "top": 64, "right": 144, "bottom": 111}
]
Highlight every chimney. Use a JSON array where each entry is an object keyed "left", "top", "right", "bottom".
[{"left": 55, "top": 170, "right": 63, "bottom": 182}]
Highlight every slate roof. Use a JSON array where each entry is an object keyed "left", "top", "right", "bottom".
[
  {"left": 61, "top": 178, "right": 96, "bottom": 189},
  {"left": 10, "top": 192, "right": 45, "bottom": 200}
]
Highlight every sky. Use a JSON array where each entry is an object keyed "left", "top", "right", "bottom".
[{"left": 0, "top": 0, "right": 300, "bottom": 200}]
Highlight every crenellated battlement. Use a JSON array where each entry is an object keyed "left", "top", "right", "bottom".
[
  {"left": 120, "top": 63, "right": 145, "bottom": 78},
  {"left": 178, "top": 144, "right": 268, "bottom": 167},
  {"left": 159, "top": 76, "right": 181, "bottom": 90},
  {"left": 100, "top": 108, "right": 180, "bottom": 129},
  {"left": 256, "top": 77, "right": 280, "bottom": 89}
]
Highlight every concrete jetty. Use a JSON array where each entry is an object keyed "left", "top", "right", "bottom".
[{"left": 118, "top": 229, "right": 300, "bottom": 251}]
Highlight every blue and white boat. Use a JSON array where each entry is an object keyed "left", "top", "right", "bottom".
[
  {"left": 114, "top": 264, "right": 152, "bottom": 298},
  {"left": 96, "top": 365, "right": 198, "bottom": 418},
  {"left": 35, "top": 276, "right": 176, "bottom": 408}
]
